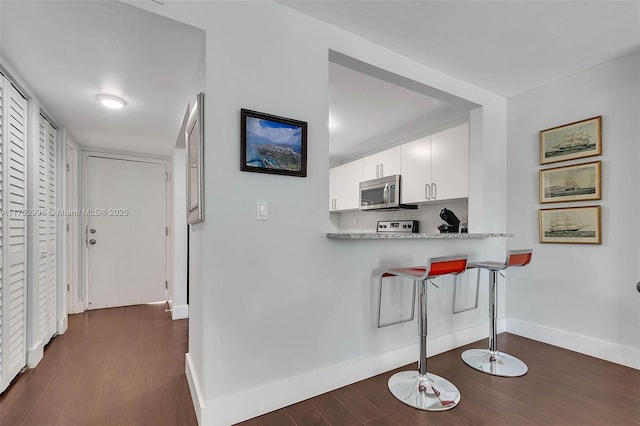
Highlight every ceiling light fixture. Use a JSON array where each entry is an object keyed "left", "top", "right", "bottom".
[{"left": 97, "top": 94, "right": 127, "bottom": 110}]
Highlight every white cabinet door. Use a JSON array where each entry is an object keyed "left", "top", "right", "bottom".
[
  {"left": 329, "top": 159, "right": 362, "bottom": 211},
  {"left": 430, "top": 122, "right": 469, "bottom": 201},
  {"left": 362, "top": 145, "right": 401, "bottom": 181},
  {"left": 400, "top": 135, "right": 431, "bottom": 204},
  {"left": 0, "top": 78, "right": 28, "bottom": 393}
]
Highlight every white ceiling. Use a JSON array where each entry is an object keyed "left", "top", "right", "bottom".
[
  {"left": 1, "top": 1, "right": 638, "bottom": 160},
  {"left": 0, "top": 1, "right": 205, "bottom": 157},
  {"left": 284, "top": 1, "right": 640, "bottom": 98}
]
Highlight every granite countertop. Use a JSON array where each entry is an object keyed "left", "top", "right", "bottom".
[{"left": 326, "top": 232, "right": 513, "bottom": 240}]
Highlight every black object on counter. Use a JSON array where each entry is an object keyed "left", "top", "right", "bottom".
[{"left": 438, "top": 208, "right": 460, "bottom": 233}]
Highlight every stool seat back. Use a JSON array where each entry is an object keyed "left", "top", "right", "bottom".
[
  {"left": 506, "top": 249, "right": 533, "bottom": 268},
  {"left": 428, "top": 256, "right": 468, "bottom": 278}
]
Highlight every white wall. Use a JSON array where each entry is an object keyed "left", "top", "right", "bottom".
[
  {"left": 64, "top": 137, "right": 82, "bottom": 315},
  {"left": 506, "top": 51, "right": 640, "bottom": 369},
  {"left": 127, "top": 2, "right": 509, "bottom": 424},
  {"left": 169, "top": 38, "right": 205, "bottom": 321},
  {"left": 170, "top": 147, "right": 188, "bottom": 319}
]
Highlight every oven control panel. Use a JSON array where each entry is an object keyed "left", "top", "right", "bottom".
[{"left": 377, "top": 220, "right": 419, "bottom": 234}]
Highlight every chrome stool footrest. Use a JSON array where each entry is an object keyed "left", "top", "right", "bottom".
[{"left": 461, "top": 348, "right": 528, "bottom": 377}]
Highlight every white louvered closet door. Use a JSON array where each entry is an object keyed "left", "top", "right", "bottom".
[
  {"left": 38, "top": 115, "right": 56, "bottom": 345},
  {"left": 46, "top": 120, "right": 56, "bottom": 339},
  {"left": 0, "top": 77, "right": 28, "bottom": 393}
]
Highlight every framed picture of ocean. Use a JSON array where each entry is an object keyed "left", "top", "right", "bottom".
[
  {"left": 539, "top": 116, "right": 602, "bottom": 165},
  {"left": 539, "top": 161, "right": 601, "bottom": 204},
  {"left": 241, "top": 109, "right": 307, "bottom": 177},
  {"left": 539, "top": 205, "right": 601, "bottom": 244}
]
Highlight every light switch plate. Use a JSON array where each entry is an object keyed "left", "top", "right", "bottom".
[{"left": 257, "top": 201, "right": 268, "bottom": 221}]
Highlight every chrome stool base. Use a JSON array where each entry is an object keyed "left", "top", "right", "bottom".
[
  {"left": 388, "top": 371, "right": 461, "bottom": 411},
  {"left": 461, "top": 348, "right": 528, "bottom": 377}
]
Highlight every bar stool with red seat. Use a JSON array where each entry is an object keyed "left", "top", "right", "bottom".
[
  {"left": 461, "top": 249, "right": 533, "bottom": 377},
  {"left": 379, "top": 255, "right": 468, "bottom": 411}
]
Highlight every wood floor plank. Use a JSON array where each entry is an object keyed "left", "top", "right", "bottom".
[
  {"left": 238, "top": 333, "right": 640, "bottom": 426},
  {"left": 0, "top": 304, "right": 197, "bottom": 426},
  {"left": 252, "top": 407, "right": 297, "bottom": 426},
  {"left": 332, "top": 382, "right": 385, "bottom": 423},
  {"left": 286, "top": 399, "right": 330, "bottom": 426},
  {"left": 309, "top": 392, "right": 363, "bottom": 426},
  {"left": 3, "top": 308, "right": 639, "bottom": 426}
]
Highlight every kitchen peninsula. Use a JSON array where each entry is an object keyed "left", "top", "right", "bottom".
[{"left": 326, "top": 232, "right": 512, "bottom": 240}]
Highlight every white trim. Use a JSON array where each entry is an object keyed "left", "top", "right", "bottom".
[
  {"left": 27, "top": 342, "right": 44, "bottom": 368},
  {"left": 57, "top": 314, "right": 68, "bottom": 334},
  {"left": 185, "top": 353, "right": 204, "bottom": 425},
  {"left": 171, "top": 304, "right": 189, "bottom": 320},
  {"left": 65, "top": 140, "right": 83, "bottom": 314},
  {"left": 506, "top": 318, "right": 640, "bottom": 370},
  {"left": 81, "top": 150, "right": 169, "bottom": 311},
  {"left": 198, "top": 320, "right": 503, "bottom": 425}
]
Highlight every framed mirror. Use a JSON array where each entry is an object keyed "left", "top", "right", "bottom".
[{"left": 186, "top": 92, "right": 204, "bottom": 224}]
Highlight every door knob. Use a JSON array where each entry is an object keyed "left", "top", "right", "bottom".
[
  {"left": 89, "top": 239, "right": 97, "bottom": 245},
  {"left": 90, "top": 228, "right": 96, "bottom": 234}
]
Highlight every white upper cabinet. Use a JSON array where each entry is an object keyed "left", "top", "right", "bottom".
[
  {"left": 400, "top": 122, "right": 469, "bottom": 203},
  {"left": 400, "top": 135, "right": 432, "bottom": 204},
  {"left": 362, "top": 145, "right": 401, "bottom": 181},
  {"left": 329, "top": 158, "right": 363, "bottom": 211},
  {"left": 430, "top": 122, "right": 469, "bottom": 201},
  {"left": 330, "top": 122, "right": 469, "bottom": 211}
]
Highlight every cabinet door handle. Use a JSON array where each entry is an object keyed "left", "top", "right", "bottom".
[
  {"left": 425, "top": 183, "right": 431, "bottom": 200},
  {"left": 432, "top": 183, "right": 437, "bottom": 200},
  {"left": 375, "top": 164, "right": 379, "bottom": 178},
  {"left": 380, "top": 163, "right": 384, "bottom": 177}
]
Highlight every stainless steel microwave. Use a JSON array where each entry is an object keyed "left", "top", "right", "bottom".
[{"left": 359, "top": 174, "right": 417, "bottom": 211}]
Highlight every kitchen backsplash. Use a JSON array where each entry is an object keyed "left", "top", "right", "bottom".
[{"left": 334, "top": 198, "right": 469, "bottom": 233}]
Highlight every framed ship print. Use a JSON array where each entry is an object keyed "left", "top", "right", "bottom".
[
  {"left": 539, "top": 205, "right": 601, "bottom": 244},
  {"left": 539, "top": 161, "right": 601, "bottom": 204},
  {"left": 539, "top": 116, "right": 601, "bottom": 165}
]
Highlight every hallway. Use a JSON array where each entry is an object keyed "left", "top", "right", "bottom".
[{"left": 0, "top": 304, "right": 197, "bottom": 426}]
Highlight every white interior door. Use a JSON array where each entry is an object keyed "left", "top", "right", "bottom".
[
  {"left": 86, "top": 156, "right": 166, "bottom": 310},
  {"left": 0, "top": 77, "right": 28, "bottom": 393}
]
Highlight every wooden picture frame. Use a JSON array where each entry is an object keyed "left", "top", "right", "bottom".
[
  {"left": 241, "top": 109, "right": 307, "bottom": 177},
  {"left": 539, "top": 161, "right": 601, "bottom": 204},
  {"left": 539, "top": 116, "right": 601, "bottom": 165},
  {"left": 539, "top": 205, "right": 601, "bottom": 244}
]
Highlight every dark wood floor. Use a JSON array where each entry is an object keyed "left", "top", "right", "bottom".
[
  {"left": 238, "top": 333, "right": 640, "bottom": 426},
  {"left": 2, "top": 306, "right": 639, "bottom": 426},
  {"left": 0, "top": 304, "right": 198, "bottom": 426}
]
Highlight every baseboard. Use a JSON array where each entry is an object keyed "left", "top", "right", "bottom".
[
  {"left": 27, "top": 342, "right": 44, "bottom": 368},
  {"left": 506, "top": 318, "right": 640, "bottom": 370},
  {"left": 171, "top": 304, "right": 189, "bottom": 320},
  {"left": 199, "top": 320, "right": 503, "bottom": 425},
  {"left": 57, "top": 314, "right": 68, "bottom": 335},
  {"left": 185, "top": 353, "right": 204, "bottom": 425}
]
